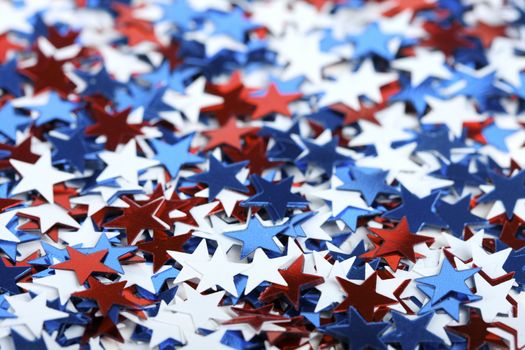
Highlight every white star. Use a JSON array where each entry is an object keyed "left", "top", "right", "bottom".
[
  {"left": 241, "top": 249, "right": 289, "bottom": 294},
  {"left": 2, "top": 293, "right": 68, "bottom": 338},
  {"left": 471, "top": 245, "right": 511, "bottom": 279},
  {"left": 319, "top": 60, "right": 396, "bottom": 109},
  {"left": 349, "top": 120, "right": 413, "bottom": 148},
  {"left": 59, "top": 218, "right": 118, "bottom": 248},
  {"left": 468, "top": 274, "right": 514, "bottom": 322},
  {"left": 97, "top": 140, "right": 159, "bottom": 185},
  {"left": 169, "top": 283, "right": 231, "bottom": 330},
  {"left": 422, "top": 96, "right": 485, "bottom": 137},
  {"left": 313, "top": 252, "right": 355, "bottom": 312},
  {"left": 30, "top": 270, "right": 85, "bottom": 305},
  {"left": 121, "top": 263, "right": 157, "bottom": 294},
  {"left": 357, "top": 143, "right": 422, "bottom": 182},
  {"left": 11, "top": 152, "right": 75, "bottom": 203},
  {"left": 444, "top": 230, "right": 484, "bottom": 261},
  {"left": 17, "top": 203, "right": 80, "bottom": 232},
  {"left": 493, "top": 292, "right": 525, "bottom": 349},
  {"left": 165, "top": 77, "right": 223, "bottom": 123},
  {"left": 187, "top": 246, "right": 248, "bottom": 297},
  {"left": 170, "top": 239, "right": 211, "bottom": 285},
  {"left": 392, "top": 48, "right": 452, "bottom": 85}
]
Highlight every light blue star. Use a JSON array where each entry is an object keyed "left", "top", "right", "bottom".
[
  {"left": 224, "top": 215, "right": 286, "bottom": 259},
  {"left": 151, "top": 134, "right": 204, "bottom": 178},
  {"left": 31, "top": 92, "right": 77, "bottom": 126},
  {"left": 0, "top": 102, "right": 29, "bottom": 140}
]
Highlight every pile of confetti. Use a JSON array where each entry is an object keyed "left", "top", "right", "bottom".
[{"left": 1, "top": 0, "right": 525, "bottom": 349}]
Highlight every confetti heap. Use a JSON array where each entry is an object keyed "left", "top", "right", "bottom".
[{"left": 1, "top": 0, "right": 525, "bottom": 349}]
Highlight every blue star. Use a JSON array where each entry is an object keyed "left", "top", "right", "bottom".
[
  {"left": 281, "top": 212, "right": 314, "bottom": 238},
  {"left": 417, "top": 283, "right": 479, "bottom": 321},
  {"left": 116, "top": 84, "right": 172, "bottom": 121},
  {"left": 79, "top": 234, "right": 136, "bottom": 274},
  {"left": 390, "top": 78, "right": 442, "bottom": 115},
  {"left": 12, "top": 330, "right": 47, "bottom": 350},
  {"left": 0, "top": 102, "right": 30, "bottom": 140},
  {"left": 269, "top": 76, "right": 305, "bottom": 94},
  {"left": 158, "top": 0, "right": 197, "bottom": 29},
  {"left": 382, "top": 312, "right": 442, "bottom": 350},
  {"left": 503, "top": 247, "right": 525, "bottom": 286},
  {"left": 434, "top": 159, "right": 484, "bottom": 194},
  {"left": 187, "top": 156, "right": 248, "bottom": 200},
  {"left": 0, "top": 59, "right": 24, "bottom": 96},
  {"left": 482, "top": 124, "right": 517, "bottom": 152},
  {"left": 478, "top": 170, "right": 525, "bottom": 219},
  {"left": 31, "top": 92, "right": 77, "bottom": 126},
  {"left": 297, "top": 137, "right": 348, "bottom": 177},
  {"left": 261, "top": 122, "right": 303, "bottom": 161},
  {"left": 0, "top": 259, "right": 30, "bottom": 294},
  {"left": 209, "top": 8, "right": 259, "bottom": 42},
  {"left": 436, "top": 196, "right": 485, "bottom": 237},
  {"left": 338, "top": 167, "right": 398, "bottom": 205},
  {"left": 384, "top": 187, "right": 445, "bottom": 232},
  {"left": 150, "top": 134, "right": 204, "bottom": 178},
  {"left": 241, "top": 175, "right": 309, "bottom": 222},
  {"left": 48, "top": 129, "right": 90, "bottom": 172},
  {"left": 350, "top": 23, "right": 396, "bottom": 60},
  {"left": 336, "top": 206, "right": 381, "bottom": 231},
  {"left": 30, "top": 242, "right": 69, "bottom": 265},
  {"left": 415, "top": 129, "right": 465, "bottom": 159},
  {"left": 416, "top": 258, "right": 479, "bottom": 303},
  {"left": 225, "top": 215, "right": 285, "bottom": 259},
  {"left": 77, "top": 66, "right": 125, "bottom": 99},
  {"left": 324, "top": 307, "right": 388, "bottom": 350},
  {"left": 445, "top": 70, "right": 504, "bottom": 112}
]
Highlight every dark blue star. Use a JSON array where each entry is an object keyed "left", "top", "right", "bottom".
[
  {"left": 77, "top": 66, "right": 125, "bottom": 99},
  {"left": 434, "top": 159, "right": 484, "bottom": 194},
  {"left": 350, "top": 22, "right": 396, "bottom": 60},
  {"left": 187, "top": 156, "right": 248, "bottom": 201},
  {"left": 261, "top": 122, "right": 303, "bottom": 161},
  {"left": 224, "top": 215, "right": 285, "bottom": 259},
  {"left": 478, "top": 170, "right": 525, "bottom": 219},
  {"left": 415, "top": 129, "right": 465, "bottom": 159},
  {"left": 241, "top": 175, "right": 308, "bottom": 222},
  {"left": 382, "top": 312, "right": 442, "bottom": 350},
  {"left": 338, "top": 167, "right": 398, "bottom": 205},
  {"left": 324, "top": 307, "right": 389, "bottom": 350},
  {"left": 0, "top": 59, "right": 24, "bottom": 96},
  {"left": 436, "top": 196, "right": 485, "bottom": 237},
  {"left": 384, "top": 187, "right": 445, "bottom": 232},
  {"left": 11, "top": 330, "right": 47, "bottom": 350},
  {"left": 150, "top": 134, "right": 204, "bottom": 178},
  {"left": 0, "top": 259, "right": 30, "bottom": 294},
  {"left": 48, "top": 129, "right": 89, "bottom": 172},
  {"left": 445, "top": 70, "right": 504, "bottom": 112},
  {"left": 297, "top": 137, "right": 348, "bottom": 177},
  {"left": 336, "top": 206, "right": 381, "bottom": 231},
  {"left": 503, "top": 247, "right": 525, "bottom": 286}
]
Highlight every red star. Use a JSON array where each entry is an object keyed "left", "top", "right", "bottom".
[
  {"left": 52, "top": 247, "right": 116, "bottom": 284},
  {"left": 84, "top": 105, "right": 143, "bottom": 151},
  {"left": 73, "top": 277, "right": 137, "bottom": 315},
  {"left": 202, "top": 71, "right": 255, "bottom": 125},
  {"left": 224, "top": 304, "right": 288, "bottom": 331},
  {"left": 47, "top": 26, "right": 80, "bottom": 49},
  {"left": 422, "top": 21, "right": 473, "bottom": 57},
  {"left": 117, "top": 22, "right": 160, "bottom": 47},
  {"left": 20, "top": 48, "right": 75, "bottom": 97},
  {"left": 361, "top": 217, "right": 434, "bottom": 271},
  {"left": 329, "top": 101, "right": 383, "bottom": 126},
  {"left": 499, "top": 215, "right": 525, "bottom": 250},
  {"left": 335, "top": 272, "right": 397, "bottom": 321},
  {"left": 103, "top": 197, "right": 168, "bottom": 244},
  {"left": 202, "top": 117, "right": 259, "bottom": 151},
  {"left": 0, "top": 34, "right": 23, "bottom": 64},
  {"left": 81, "top": 315, "right": 124, "bottom": 343},
  {"left": 137, "top": 231, "right": 191, "bottom": 272},
  {"left": 223, "top": 138, "right": 281, "bottom": 175},
  {"left": 465, "top": 22, "right": 506, "bottom": 48},
  {"left": 158, "top": 39, "right": 183, "bottom": 71},
  {"left": 248, "top": 84, "right": 302, "bottom": 120},
  {"left": 447, "top": 309, "right": 506, "bottom": 350},
  {"left": 383, "top": 0, "right": 437, "bottom": 16},
  {"left": 259, "top": 255, "right": 324, "bottom": 310}
]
